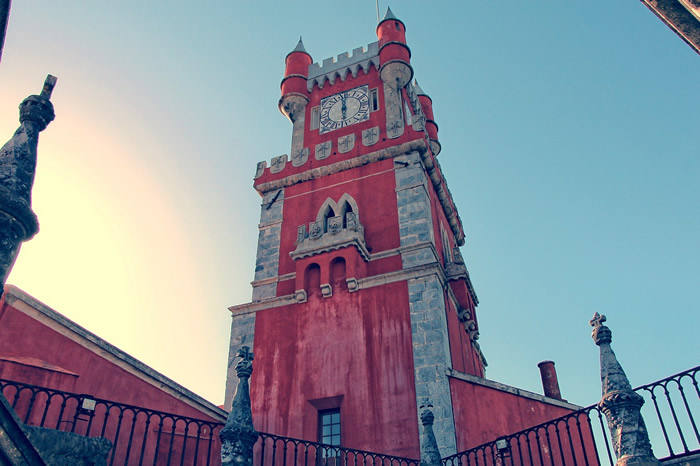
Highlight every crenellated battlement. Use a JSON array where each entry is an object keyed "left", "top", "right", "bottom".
[{"left": 307, "top": 42, "right": 379, "bottom": 91}]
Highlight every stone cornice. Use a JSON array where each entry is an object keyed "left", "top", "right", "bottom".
[
  {"left": 254, "top": 139, "right": 428, "bottom": 194},
  {"left": 447, "top": 368, "right": 582, "bottom": 411}
]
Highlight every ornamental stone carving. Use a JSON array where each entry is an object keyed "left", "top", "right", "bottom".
[
  {"left": 419, "top": 399, "right": 441, "bottom": 466},
  {"left": 590, "top": 313, "right": 659, "bottom": 466},
  {"left": 291, "top": 196, "right": 370, "bottom": 262},
  {"left": 362, "top": 126, "right": 380, "bottom": 146},
  {"left": 270, "top": 154, "right": 287, "bottom": 174},
  {"left": 297, "top": 225, "right": 307, "bottom": 243},
  {"left": 309, "top": 220, "right": 323, "bottom": 239},
  {"left": 254, "top": 161, "right": 266, "bottom": 179},
  {"left": 315, "top": 141, "right": 332, "bottom": 160},
  {"left": 291, "top": 147, "right": 309, "bottom": 167},
  {"left": 328, "top": 215, "right": 343, "bottom": 234},
  {"left": 1, "top": 75, "right": 56, "bottom": 297},
  {"left": 338, "top": 133, "right": 355, "bottom": 153},
  {"left": 220, "top": 347, "right": 258, "bottom": 466}
]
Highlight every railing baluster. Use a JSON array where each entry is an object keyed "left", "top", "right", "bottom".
[
  {"left": 123, "top": 409, "right": 138, "bottom": 465},
  {"left": 595, "top": 408, "right": 613, "bottom": 465},
  {"left": 677, "top": 377, "right": 700, "bottom": 444},
  {"left": 110, "top": 408, "right": 125, "bottom": 466},
  {"left": 166, "top": 416, "right": 178, "bottom": 466},
  {"left": 138, "top": 413, "right": 152, "bottom": 466},
  {"left": 663, "top": 382, "right": 690, "bottom": 453},
  {"left": 647, "top": 386, "right": 674, "bottom": 455},
  {"left": 192, "top": 422, "right": 202, "bottom": 466}
]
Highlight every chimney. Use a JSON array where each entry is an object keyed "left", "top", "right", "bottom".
[{"left": 538, "top": 360, "right": 563, "bottom": 400}]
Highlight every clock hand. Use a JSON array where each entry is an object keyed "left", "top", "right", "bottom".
[{"left": 341, "top": 95, "right": 347, "bottom": 119}]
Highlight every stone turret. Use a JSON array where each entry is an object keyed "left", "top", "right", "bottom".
[
  {"left": 414, "top": 80, "right": 440, "bottom": 156},
  {"left": 376, "top": 7, "right": 412, "bottom": 87},
  {"left": 590, "top": 313, "right": 659, "bottom": 466},
  {"left": 0, "top": 75, "right": 56, "bottom": 296}
]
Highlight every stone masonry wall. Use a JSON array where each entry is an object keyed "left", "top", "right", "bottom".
[
  {"left": 251, "top": 188, "right": 284, "bottom": 301},
  {"left": 226, "top": 188, "right": 284, "bottom": 409},
  {"left": 395, "top": 152, "right": 457, "bottom": 456},
  {"left": 224, "top": 312, "right": 255, "bottom": 410}
]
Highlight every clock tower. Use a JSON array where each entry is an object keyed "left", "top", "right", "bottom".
[{"left": 226, "top": 8, "right": 574, "bottom": 459}]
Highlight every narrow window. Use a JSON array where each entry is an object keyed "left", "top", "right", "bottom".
[
  {"left": 310, "top": 106, "right": 320, "bottom": 130},
  {"left": 318, "top": 408, "right": 341, "bottom": 449},
  {"left": 370, "top": 88, "right": 379, "bottom": 112}
]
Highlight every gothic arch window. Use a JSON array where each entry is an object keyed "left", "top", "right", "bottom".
[
  {"left": 315, "top": 194, "right": 360, "bottom": 233},
  {"left": 315, "top": 194, "right": 360, "bottom": 224}
]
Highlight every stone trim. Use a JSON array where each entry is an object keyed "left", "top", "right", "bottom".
[
  {"left": 249, "top": 272, "right": 295, "bottom": 288},
  {"left": 255, "top": 138, "right": 465, "bottom": 247},
  {"left": 3, "top": 286, "right": 227, "bottom": 421},
  {"left": 256, "top": 140, "right": 427, "bottom": 194},
  {"left": 446, "top": 368, "right": 582, "bottom": 411}
]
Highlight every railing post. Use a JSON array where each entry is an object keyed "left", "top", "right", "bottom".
[
  {"left": 419, "top": 399, "right": 441, "bottom": 466},
  {"left": 220, "top": 346, "right": 259, "bottom": 466},
  {"left": 590, "top": 313, "right": 659, "bottom": 465}
]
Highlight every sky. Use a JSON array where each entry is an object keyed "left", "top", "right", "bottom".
[{"left": 0, "top": 2, "right": 698, "bottom": 410}]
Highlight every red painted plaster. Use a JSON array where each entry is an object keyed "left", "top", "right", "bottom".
[{"left": 250, "top": 282, "right": 420, "bottom": 459}]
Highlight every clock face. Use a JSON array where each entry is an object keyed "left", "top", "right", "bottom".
[{"left": 319, "top": 85, "right": 370, "bottom": 134}]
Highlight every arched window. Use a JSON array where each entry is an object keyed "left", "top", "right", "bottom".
[
  {"left": 330, "top": 257, "right": 347, "bottom": 292},
  {"left": 304, "top": 263, "right": 321, "bottom": 297}
]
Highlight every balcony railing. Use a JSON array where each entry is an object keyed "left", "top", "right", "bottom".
[
  {"left": 0, "top": 379, "right": 224, "bottom": 465},
  {"left": 255, "top": 432, "right": 419, "bottom": 466},
  {"left": 441, "top": 366, "right": 699, "bottom": 466}
]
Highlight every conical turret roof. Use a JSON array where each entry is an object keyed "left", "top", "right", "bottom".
[
  {"left": 378, "top": 6, "right": 405, "bottom": 29},
  {"left": 286, "top": 36, "right": 311, "bottom": 60}
]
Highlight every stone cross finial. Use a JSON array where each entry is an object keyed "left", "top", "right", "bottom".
[
  {"left": 0, "top": 75, "right": 56, "bottom": 297},
  {"left": 590, "top": 314, "right": 659, "bottom": 465},
  {"left": 220, "top": 346, "right": 258, "bottom": 466},
  {"left": 41, "top": 75, "right": 57, "bottom": 99},
  {"left": 419, "top": 398, "right": 441, "bottom": 466}
]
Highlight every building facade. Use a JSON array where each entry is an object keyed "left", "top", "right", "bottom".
[{"left": 226, "top": 9, "right": 577, "bottom": 459}]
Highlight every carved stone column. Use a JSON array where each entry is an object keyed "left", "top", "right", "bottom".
[
  {"left": 0, "top": 75, "right": 56, "bottom": 297},
  {"left": 220, "top": 346, "right": 259, "bottom": 466},
  {"left": 419, "top": 399, "right": 442, "bottom": 466},
  {"left": 590, "top": 313, "right": 659, "bottom": 466}
]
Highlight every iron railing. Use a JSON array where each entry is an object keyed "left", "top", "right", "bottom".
[
  {"left": 0, "top": 379, "right": 224, "bottom": 465},
  {"left": 255, "top": 432, "right": 419, "bottom": 466},
  {"left": 3, "top": 366, "right": 697, "bottom": 466},
  {"left": 442, "top": 366, "right": 699, "bottom": 466}
]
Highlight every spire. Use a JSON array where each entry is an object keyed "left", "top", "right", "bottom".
[
  {"left": 590, "top": 314, "right": 659, "bottom": 465},
  {"left": 287, "top": 36, "right": 311, "bottom": 60},
  {"left": 382, "top": 6, "right": 398, "bottom": 22},
  {"left": 413, "top": 80, "right": 427, "bottom": 97},
  {"left": 0, "top": 75, "right": 56, "bottom": 297},
  {"left": 419, "top": 399, "right": 441, "bottom": 466},
  {"left": 292, "top": 36, "right": 307, "bottom": 55},
  {"left": 220, "top": 346, "right": 259, "bottom": 466},
  {"left": 378, "top": 6, "right": 405, "bottom": 30}
]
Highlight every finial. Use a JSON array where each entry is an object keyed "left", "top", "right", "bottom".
[
  {"left": 235, "top": 345, "right": 254, "bottom": 378},
  {"left": 18, "top": 74, "right": 57, "bottom": 131},
  {"left": 590, "top": 312, "right": 612, "bottom": 346},
  {"left": 419, "top": 397, "right": 441, "bottom": 466},
  {"left": 591, "top": 315, "right": 660, "bottom": 464},
  {"left": 41, "top": 75, "right": 57, "bottom": 99}
]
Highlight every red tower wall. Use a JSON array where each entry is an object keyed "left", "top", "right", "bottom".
[{"left": 249, "top": 281, "right": 420, "bottom": 459}]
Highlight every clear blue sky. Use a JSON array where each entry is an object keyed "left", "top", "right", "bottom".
[{"left": 1, "top": 1, "right": 698, "bottom": 407}]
